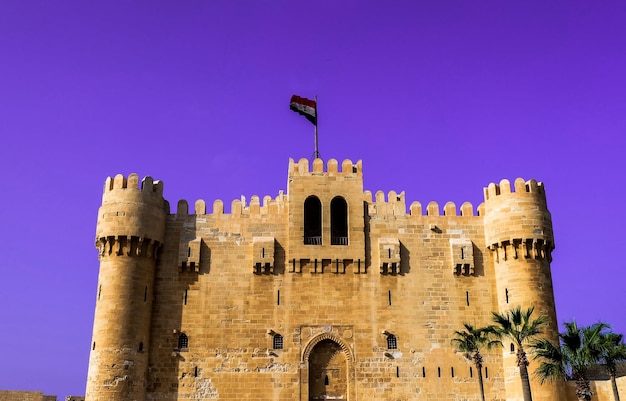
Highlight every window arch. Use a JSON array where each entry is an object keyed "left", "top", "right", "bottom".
[
  {"left": 387, "top": 334, "right": 398, "bottom": 350},
  {"left": 273, "top": 334, "right": 283, "bottom": 350},
  {"left": 330, "top": 197, "right": 348, "bottom": 245},
  {"left": 178, "top": 333, "right": 189, "bottom": 350},
  {"left": 304, "top": 196, "right": 322, "bottom": 245}
]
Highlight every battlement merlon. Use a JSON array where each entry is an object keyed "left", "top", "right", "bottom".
[
  {"left": 96, "top": 173, "right": 167, "bottom": 247},
  {"left": 482, "top": 178, "right": 554, "bottom": 251}
]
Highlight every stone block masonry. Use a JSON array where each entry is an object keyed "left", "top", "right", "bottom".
[
  {"left": 0, "top": 391, "right": 56, "bottom": 401},
  {"left": 86, "top": 157, "right": 572, "bottom": 400}
]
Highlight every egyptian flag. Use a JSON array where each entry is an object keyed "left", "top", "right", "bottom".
[{"left": 290, "top": 95, "right": 316, "bottom": 125}]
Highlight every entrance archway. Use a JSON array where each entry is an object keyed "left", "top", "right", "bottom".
[{"left": 308, "top": 339, "right": 347, "bottom": 401}]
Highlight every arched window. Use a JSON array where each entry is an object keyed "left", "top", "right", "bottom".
[
  {"left": 387, "top": 334, "right": 398, "bottom": 350},
  {"left": 330, "top": 197, "right": 348, "bottom": 245},
  {"left": 178, "top": 333, "right": 189, "bottom": 350},
  {"left": 304, "top": 196, "right": 322, "bottom": 245},
  {"left": 273, "top": 334, "right": 283, "bottom": 350}
]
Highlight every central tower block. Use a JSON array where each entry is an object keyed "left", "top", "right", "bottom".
[
  {"left": 86, "top": 174, "right": 167, "bottom": 401},
  {"left": 287, "top": 158, "right": 365, "bottom": 267}
]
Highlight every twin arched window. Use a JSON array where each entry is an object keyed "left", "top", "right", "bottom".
[{"left": 303, "top": 196, "right": 348, "bottom": 245}]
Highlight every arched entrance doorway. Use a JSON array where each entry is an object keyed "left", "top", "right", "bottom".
[{"left": 308, "top": 339, "right": 347, "bottom": 401}]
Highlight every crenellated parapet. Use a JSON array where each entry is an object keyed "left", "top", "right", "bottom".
[
  {"left": 366, "top": 196, "right": 480, "bottom": 218},
  {"left": 288, "top": 157, "right": 362, "bottom": 177},
  {"left": 365, "top": 190, "right": 406, "bottom": 217},
  {"left": 483, "top": 178, "right": 554, "bottom": 262},
  {"left": 173, "top": 191, "right": 287, "bottom": 217},
  {"left": 96, "top": 173, "right": 167, "bottom": 259}
]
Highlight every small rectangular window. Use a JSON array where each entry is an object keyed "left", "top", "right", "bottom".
[
  {"left": 144, "top": 286, "right": 147, "bottom": 302},
  {"left": 387, "top": 334, "right": 398, "bottom": 350},
  {"left": 438, "top": 367, "right": 441, "bottom": 377},
  {"left": 184, "top": 290, "right": 188, "bottom": 305},
  {"left": 451, "top": 367, "right": 454, "bottom": 377},
  {"left": 273, "top": 334, "right": 283, "bottom": 350},
  {"left": 466, "top": 291, "right": 470, "bottom": 306},
  {"left": 422, "top": 367, "right": 426, "bottom": 377},
  {"left": 178, "top": 333, "right": 189, "bottom": 350},
  {"left": 388, "top": 290, "right": 392, "bottom": 306},
  {"left": 396, "top": 366, "right": 400, "bottom": 378},
  {"left": 485, "top": 367, "right": 488, "bottom": 378},
  {"left": 506, "top": 288, "right": 509, "bottom": 303},
  {"left": 277, "top": 290, "right": 280, "bottom": 306}
]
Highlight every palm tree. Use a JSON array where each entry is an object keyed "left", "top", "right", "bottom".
[
  {"left": 599, "top": 331, "right": 626, "bottom": 401},
  {"left": 491, "top": 306, "right": 548, "bottom": 401},
  {"left": 533, "top": 321, "right": 609, "bottom": 401},
  {"left": 451, "top": 323, "right": 500, "bottom": 401}
]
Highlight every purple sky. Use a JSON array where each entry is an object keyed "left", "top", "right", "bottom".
[{"left": 1, "top": 1, "right": 625, "bottom": 398}]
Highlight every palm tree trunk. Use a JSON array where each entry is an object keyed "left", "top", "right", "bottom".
[
  {"left": 610, "top": 372, "right": 620, "bottom": 401},
  {"left": 575, "top": 375, "right": 592, "bottom": 401},
  {"left": 517, "top": 348, "right": 533, "bottom": 401},
  {"left": 519, "top": 361, "right": 533, "bottom": 401},
  {"left": 477, "top": 365, "right": 486, "bottom": 401}
]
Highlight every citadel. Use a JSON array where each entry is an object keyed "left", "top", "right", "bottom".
[{"left": 85, "top": 157, "right": 620, "bottom": 400}]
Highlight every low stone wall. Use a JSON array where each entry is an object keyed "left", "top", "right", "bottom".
[
  {"left": 564, "top": 375, "right": 626, "bottom": 401},
  {"left": 0, "top": 390, "right": 56, "bottom": 401}
]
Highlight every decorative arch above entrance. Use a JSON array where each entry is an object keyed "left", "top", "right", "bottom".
[{"left": 301, "top": 333, "right": 355, "bottom": 401}]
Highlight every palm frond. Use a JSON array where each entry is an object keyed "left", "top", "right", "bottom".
[
  {"left": 492, "top": 306, "right": 547, "bottom": 347},
  {"left": 599, "top": 330, "right": 626, "bottom": 375}
]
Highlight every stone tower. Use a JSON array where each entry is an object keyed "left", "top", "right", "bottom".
[
  {"left": 483, "top": 178, "right": 565, "bottom": 401},
  {"left": 85, "top": 174, "right": 167, "bottom": 401}
]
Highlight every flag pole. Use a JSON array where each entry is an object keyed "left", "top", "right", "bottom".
[{"left": 314, "top": 95, "right": 319, "bottom": 159}]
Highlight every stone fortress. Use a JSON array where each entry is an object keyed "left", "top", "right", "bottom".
[{"left": 85, "top": 157, "right": 621, "bottom": 401}]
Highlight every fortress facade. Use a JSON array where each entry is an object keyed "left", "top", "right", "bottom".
[{"left": 85, "top": 157, "right": 565, "bottom": 401}]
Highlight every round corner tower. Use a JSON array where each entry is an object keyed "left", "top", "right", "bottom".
[
  {"left": 86, "top": 173, "right": 166, "bottom": 401},
  {"left": 483, "top": 177, "right": 564, "bottom": 401}
]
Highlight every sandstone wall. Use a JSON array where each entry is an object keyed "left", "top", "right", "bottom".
[
  {"left": 0, "top": 391, "right": 55, "bottom": 401},
  {"left": 88, "top": 159, "right": 566, "bottom": 401}
]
